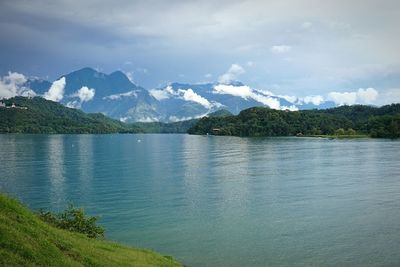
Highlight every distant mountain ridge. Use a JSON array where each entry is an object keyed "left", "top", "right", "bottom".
[{"left": 22, "top": 67, "right": 337, "bottom": 123}]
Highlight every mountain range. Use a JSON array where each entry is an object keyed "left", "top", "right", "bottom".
[{"left": 22, "top": 67, "right": 336, "bottom": 123}]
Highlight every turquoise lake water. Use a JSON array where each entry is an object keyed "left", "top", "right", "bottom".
[{"left": 1, "top": 134, "right": 400, "bottom": 266}]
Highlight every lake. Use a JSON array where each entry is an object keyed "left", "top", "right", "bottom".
[{"left": 1, "top": 134, "right": 400, "bottom": 266}]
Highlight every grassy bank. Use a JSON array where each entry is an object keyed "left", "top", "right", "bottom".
[{"left": 0, "top": 194, "right": 182, "bottom": 267}]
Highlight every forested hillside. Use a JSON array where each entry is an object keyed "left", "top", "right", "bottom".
[
  {"left": 0, "top": 97, "right": 141, "bottom": 134},
  {"left": 188, "top": 104, "right": 400, "bottom": 138}
]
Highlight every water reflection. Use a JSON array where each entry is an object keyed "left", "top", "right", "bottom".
[
  {"left": 0, "top": 135, "right": 18, "bottom": 192},
  {"left": 212, "top": 136, "right": 251, "bottom": 219},
  {"left": 77, "top": 135, "right": 94, "bottom": 201},
  {"left": 181, "top": 134, "right": 209, "bottom": 211},
  {"left": 47, "top": 135, "right": 65, "bottom": 209}
]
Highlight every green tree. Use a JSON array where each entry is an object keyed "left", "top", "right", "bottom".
[
  {"left": 346, "top": 128, "right": 356, "bottom": 135},
  {"left": 334, "top": 128, "right": 345, "bottom": 135}
]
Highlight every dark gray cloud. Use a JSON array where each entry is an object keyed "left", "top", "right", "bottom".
[{"left": 0, "top": 0, "right": 399, "bottom": 99}]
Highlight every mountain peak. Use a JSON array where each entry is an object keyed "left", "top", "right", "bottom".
[
  {"left": 74, "top": 67, "right": 98, "bottom": 75},
  {"left": 109, "top": 70, "right": 131, "bottom": 82},
  {"left": 108, "top": 71, "right": 136, "bottom": 89},
  {"left": 109, "top": 70, "right": 126, "bottom": 77},
  {"left": 217, "top": 80, "right": 245, "bottom": 87}
]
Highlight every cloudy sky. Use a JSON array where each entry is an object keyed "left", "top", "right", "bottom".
[{"left": 1, "top": 0, "right": 399, "bottom": 104}]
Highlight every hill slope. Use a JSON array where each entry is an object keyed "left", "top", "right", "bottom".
[
  {"left": 0, "top": 194, "right": 182, "bottom": 266},
  {"left": 188, "top": 104, "right": 400, "bottom": 138},
  {"left": 0, "top": 97, "right": 141, "bottom": 134}
]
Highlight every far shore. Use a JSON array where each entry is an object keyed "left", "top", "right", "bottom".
[{"left": 298, "top": 134, "right": 370, "bottom": 139}]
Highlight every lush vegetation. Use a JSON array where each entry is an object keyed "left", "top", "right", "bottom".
[
  {"left": 188, "top": 104, "right": 400, "bottom": 138},
  {"left": 0, "top": 193, "right": 182, "bottom": 266},
  {"left": 134, "top": 119, "right": 199, "bottom": 133},
  {"left": 0, "top": 97, "right": 142, "bottom": 134},
  {"left": 39, "top": 205, "right": 105, "bottom": 239}
]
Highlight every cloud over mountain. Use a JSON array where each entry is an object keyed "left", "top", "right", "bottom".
[
  {"left": 213, "top": 84, "right": 290, "bottom": 110},
  {"left": 181, "top": 88, "right": 212, "bottom": 109},
  {"left": 2, "top": 67, "right": 399, "bottom": 123},
  {"left": 66, "top": 86, "right": 96, "bottom": 108},
  {"left": 213, "top": 84, "right": 252, "bottom": 98},
  {"left": 150, "top": 85, "right": 221, "bottom": 109},
  {"left": 218, "top": 64, "right": 245, "bottom": 84},
  {"left": 73, "top": 86, "right": 95, "bottom": 102},
  {"left": 44, "top": 77, "right": 66, "bottom": 102},
  {"left": 0, "top": 72, "right": 35, "bottom": 99}
]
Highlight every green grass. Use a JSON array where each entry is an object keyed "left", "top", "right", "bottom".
[{"left": 0, "top": 194, "right": 182, "bottom": 267}]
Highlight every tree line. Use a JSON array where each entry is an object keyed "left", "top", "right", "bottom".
[{"left": 187, "top": 104, "right": 400, "bottom": 138}]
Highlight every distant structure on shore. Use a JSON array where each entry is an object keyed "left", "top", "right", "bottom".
[{"left": 0, "top": 101, "right": 28, "bottom": 109}]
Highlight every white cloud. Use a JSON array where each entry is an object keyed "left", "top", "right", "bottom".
[
  {"left": 150, "top": 85, "right": 220, "bottom": 109},
  {"left": 66, "top": 100, "right": 80, "bottom": 108},
  {"left": 278, "top": 95, "right": 298, "bottom": 103},
  {"left": 213, "top": 84, "right": 282, "bottom": 110},
  {"left": 103, "top": 90, "right": 137, "bottom": 100},
  {"left": 356, "top": 88, "right": 378, "bottom": 104},
  {"left": 275, "top": 94, "right": 325, "bottom": 106},
  {"left": 327, "top": 88, "right": 378, "bottom": 105},
  {"left": 136, "top": 116, "right": 159, "bottom": 123},
  {"left": 214, "top": 84, "right": 252, "bottom": 98},
  {"left": 218, "top": 64, "right": 245, "bottom": 84},
  {"left": 271, "top": 45, "right": 292, "bottom": 54},
  {"left": 43, "top": 77, "right": 66, "bottom": 102},
  {"left": 251, "top": 94, "right": 281, "bottom": 109},
  {"left": 125, "top": 71, "right": 135, "bottom": 83},
  {"left": 149, "top": 85, "right": 178, "bottom": 101},
  {"left": 19, "top": 90, "right": 36, "bottom": 97},
  {"left": 72, "top": 86, "right": 95, "bottom": 102},
  {"left": 4, "top": 72, "right": 26, "bottom": 85},
  {"left": 253, "top": 88, "right": 276, "bottom": 97},
  {"left": 327, "top": 91, "right": 357, "bottom": 105},
  {"left": 179, "top": 88, "right": 212, "bottom": 108},
  {"left": 149, "top": 88, "right": 170, "bottom": 100},
  {"left": 281, "top": 105, "right": 299, "bottom": 111},
  {"left": 301, "top": 95, "right": 325, "bottom": 105},
  {"left": 0, "top": 72, "right": 36, "bottom": 99},
  {"left": 65, "top": 86, "right": 95, "bottom": 108},
  {"left": 168, "top": 115, "right": 194, "bottom": 122},
  {"left": 119, "top": 116, "right": 129, "bottom": 122}
]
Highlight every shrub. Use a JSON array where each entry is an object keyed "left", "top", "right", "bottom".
[
  {"left": 346, "top": 128, "right": 357, "bottom": 135},
  {"left": 334, "top": 128, "right": 345, "bottom": 135},
  {"left": 39, "top": 204, "right": 105, "bottom": 239}
]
